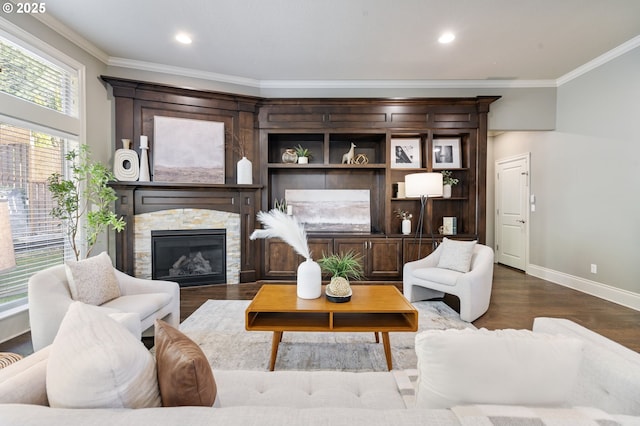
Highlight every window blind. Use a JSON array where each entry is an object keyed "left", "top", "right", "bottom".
[
  {"left": 0, "top": 122, "right": 77, "bottom": 302},
  {"left": 0, "top": 35, "right": 78, "bottom": 117}
]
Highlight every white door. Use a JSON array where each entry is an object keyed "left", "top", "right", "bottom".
[{"left": 495, "top": 154, "right": 529, "bottom": 270}]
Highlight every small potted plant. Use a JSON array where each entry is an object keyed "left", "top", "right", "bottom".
[
  {"left": 294, "top": 144, "right": 312, "bottom": 164},
  {"left": 318, "top": 250, "right": 364, "bottom": 302},
  {"left": 394, "top": 209, "right": 413, "bottom": 235},
  {"left": 441, "top": 170, "right": 459, "bottom": 199}
]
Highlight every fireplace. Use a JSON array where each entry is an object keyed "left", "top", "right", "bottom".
[{"left": 151, "top": 229, "right": 226, "bottom": 287}]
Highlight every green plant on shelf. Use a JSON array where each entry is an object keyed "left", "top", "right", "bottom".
[
  {"left": 294, "top": 144, "right": 312, "bottom": 159},
  {"left": 318, "top": 250, "right": 364, "bottom": 281},
  {"left": 441, "top": 170, "right": 459, "bottom": 186}
]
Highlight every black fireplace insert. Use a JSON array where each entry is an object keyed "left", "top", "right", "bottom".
[{"left": 151, "top": 229, "right": 226, "bottom": 287}]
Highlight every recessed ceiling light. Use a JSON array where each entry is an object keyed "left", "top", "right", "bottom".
[
  {"left": 438, "top": 32, "right": 455, "bottom": 44},
  {"left": 175, "top": 33, "right": 192, "bottom": 45}
]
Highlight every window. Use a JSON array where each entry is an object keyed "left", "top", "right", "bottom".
[{"left": 0, "top": 28, "right": 82, "bottom": 309}]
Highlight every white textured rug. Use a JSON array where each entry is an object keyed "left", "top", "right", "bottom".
[{"left": 179, "top": 299, "right": 475, "bottom": 372}]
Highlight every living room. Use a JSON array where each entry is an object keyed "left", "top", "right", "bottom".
[{"left": 0, "top": 1, "right": 639, "bottom": 423}]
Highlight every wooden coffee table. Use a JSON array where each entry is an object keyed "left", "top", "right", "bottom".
[{"left": 245, "top": 284, "right": 418, "bottom": 371}]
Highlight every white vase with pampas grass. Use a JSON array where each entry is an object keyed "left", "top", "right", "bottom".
[{"left": 250, "top": 209, "right": 321, "bottom": 299}]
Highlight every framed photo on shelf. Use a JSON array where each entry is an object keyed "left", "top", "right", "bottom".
[
  {"left": 433, "top": 138, "right": 461, "bottom": 169},
  {"left": 391, "top": 138, "right": 421, "bottom": 168}
]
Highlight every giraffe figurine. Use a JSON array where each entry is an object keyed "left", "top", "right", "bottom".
[{"left": 341, "top": 143, "right": 356, "bottom": 164}]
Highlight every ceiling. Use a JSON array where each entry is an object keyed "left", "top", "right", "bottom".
[{"left": 40, "top": 0, "right": 640, "bottom": 86}]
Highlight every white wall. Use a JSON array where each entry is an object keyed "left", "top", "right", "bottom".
[{"left": 491, "top": 46, "right": 640, "bottom": 309}]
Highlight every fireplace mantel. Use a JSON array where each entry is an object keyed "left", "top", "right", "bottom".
[{"left": 110, "top": 182, "right": 262, "bottom": 283}]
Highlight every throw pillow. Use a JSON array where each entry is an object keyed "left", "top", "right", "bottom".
[
  {"left": 65, "top": 251, "right": 121, "bottom": 305},
  {"left": 436, "top": 238, "right": 477, "bottom": 272},
  {"left": 414, "top": 328, "right": 584, "bottom": 409},
  {"left": 46, "top": 301, "right": 161, "bottom": 408},
  {"left": 154, "top": 319, "right": 217, "bottom": 407}
]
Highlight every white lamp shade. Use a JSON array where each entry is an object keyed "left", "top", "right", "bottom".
[
  {"left": 0, "top": 200, "right": 16, "bottom": 272},
  {"left": 404, "top": 173, "right": 444, "bottom": 198}
]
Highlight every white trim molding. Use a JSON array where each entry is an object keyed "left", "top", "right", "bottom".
[{"left": 528, "top": 264, "right": 640, "bottom": 312}]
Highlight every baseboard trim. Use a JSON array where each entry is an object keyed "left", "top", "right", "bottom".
[{"left": 527, "top": 264, "right": 640, "bottom": 312}]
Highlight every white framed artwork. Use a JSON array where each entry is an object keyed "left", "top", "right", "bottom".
[
  {"left": 391, "top": 138, "right": 421, "bottom": 169},
  {"left": 433, "top": 138, "right": 461, "bottom": 169}
]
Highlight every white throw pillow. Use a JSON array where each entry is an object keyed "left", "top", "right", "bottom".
[
  {"left": 46, "top": 301, "right": 161, "bottom": 409},
  {"left": 414, "top": 328, "right": 583, "bottom": 409},
  {"left": 436, "top": 238, "right": 477, "bottom": 272},
  {"left": 65, "top": 251, "right": 121, "bottom": 305}
]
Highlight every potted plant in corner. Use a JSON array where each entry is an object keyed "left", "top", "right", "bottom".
[
  {"left": 294, "top": 144, "right": 312, "bottom": 164},
  {"left": 319, "top": 250, "right": 364, "bottom": 302},
  {"left": 441, "top": 170, "right": 459, "bottom": 199},
  {"left": 47, "top": 144, "right": 126, "bottom": 260}
]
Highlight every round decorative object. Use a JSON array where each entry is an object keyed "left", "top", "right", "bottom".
[
  {"left": 354, "top": 153, "right": 369, "bottom": 164},
  {"left": 296, "top": 258, "right": 322, "bottom": 299},
  {"left": 282, "top": 148, "right": 298, "bottom": 163},
  {"left": 326, "top": 286, "right": 352, "bottom": 303},
  {"left": 328, "top": 276, "right": 350, "bottom": 296},
  {"left": 113, "top": 149, "right": 140, "bottom": 181},
  {"left": 237, "top": 156, "right": 252, "bottom": 184}
]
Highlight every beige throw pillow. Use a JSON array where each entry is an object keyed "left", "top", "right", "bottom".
[
  {"left": 46, "top": 301, "right": 161, "bottom": 408},
  {"left": 436, "top": 238, "right": 477, "bottom": 273},
  {"left": 155, "top": 319, "right": 217, "bottom": 407},
  {"left": 65, "top": 251, "right": 121, "bottom": 305}
]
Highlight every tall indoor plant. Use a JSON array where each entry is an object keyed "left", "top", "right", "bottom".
[{"left": 47, "top": 144, "right": 125, "bottom": 260}]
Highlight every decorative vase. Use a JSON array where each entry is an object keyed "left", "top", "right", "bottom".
[
  {"left": 402, "top": 219, "right": 411, "bottom": 235},
  {"left": 443, "top": 184, "right": 452, "bottom": 198},
  {"left": 282, "top": 149, "right": 298, "bottom": 164},
  {"left": 138, "top": 135, "right": 150, "bottom": 182},
  {"left": 113, "top": 149, "right": 140, "bottom": 181},
  {"left": 296, "top": 258, "right": 322, "bottom": 299},
  {"left": 237, "top": 156, "right": 252, "bottom": 184},
  {"left": 297, "top": 156, "right": 309, "bottom": 164}
]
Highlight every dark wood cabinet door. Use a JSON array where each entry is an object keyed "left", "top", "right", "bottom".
[{"left": 369, "top": 239, "right": 403, "bottom": 279}]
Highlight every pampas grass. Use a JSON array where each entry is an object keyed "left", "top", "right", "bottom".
[{"left": 250, "top": 209, "right": 311, "bottom": 260}]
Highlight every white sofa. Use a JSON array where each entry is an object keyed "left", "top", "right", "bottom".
[
  {"left": 28, "top": 263, "right": 180, "bottom": 351},
  {"left": 0, "top": 317, "right": 638, "bottom": 425}
]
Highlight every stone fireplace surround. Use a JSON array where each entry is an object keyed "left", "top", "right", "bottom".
[{"left": 110, "top": 182, "right": 261, "bottom": 284}]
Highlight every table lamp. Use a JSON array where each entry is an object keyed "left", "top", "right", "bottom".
[
  {"left": 0, "top": 199, "right": 16, "bottom": 272},
  {"left": 404, "top": 173, "right": 443, "bottom": 256}
]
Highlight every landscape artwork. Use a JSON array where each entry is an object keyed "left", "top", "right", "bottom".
[
  {"left": 153, "top": 116, "right": 225, "bottom": 183},
  {"left": 285, "top": 189, "right": 371, "bottom": 233}
]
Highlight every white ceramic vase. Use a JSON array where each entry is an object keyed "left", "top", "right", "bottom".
[
  {"left": 237, "top": 157, "right": 253, "bottom": 184},
  {"left": 297, "top": 258, "right": 322, "bottom": 299},
  {"left": 402, "top": 219, "right": 411, "bottom": 235},
  {"left": 443, "top": 184, "right": 452, "bottom": 198},
  {"left": 298, "top": 156, "right": 309, "bottom": 164}
]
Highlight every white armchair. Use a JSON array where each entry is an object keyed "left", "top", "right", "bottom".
[
  {"left": 28, "top": 264, "right": 180, "bottom": 351},
  {"left": 403, "top": 242, "right": 494, "bottom": 322}
]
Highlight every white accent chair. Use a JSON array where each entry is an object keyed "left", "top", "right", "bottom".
[
  {"left": 403, "top": 242, "right": 494, "bottom": 322},
  {"left": 28, "top": 264, "right": 180, "bottom": 351}
]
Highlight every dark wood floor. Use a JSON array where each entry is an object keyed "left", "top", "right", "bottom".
[{"left": 2, "top": 264, "right": 639, "bottom": 356}]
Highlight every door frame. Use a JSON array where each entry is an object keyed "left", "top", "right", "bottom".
[{"left": 494, "top": 152, "right": 531, "bottom": 273}]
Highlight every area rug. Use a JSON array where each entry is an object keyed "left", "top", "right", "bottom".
[{"left": 179, "top": 299, "right": 475, "bottom": 372}]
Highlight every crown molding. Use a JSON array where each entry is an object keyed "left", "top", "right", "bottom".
[
  {"left": 556, "top": 35, "right": 640, "bottom": 86},
  {"left": 259, "top": 79, "right": 557, "bottom": 89},
  {"left": 108, "top": 57, "right": 262, "bottom": 88},
  {"left": 32, "top": 12, "right": 110, "bottom": 64}
]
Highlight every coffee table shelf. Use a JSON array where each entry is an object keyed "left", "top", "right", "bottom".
[{"left": 245, "top": 284, "right": 418, "bottom": 370}]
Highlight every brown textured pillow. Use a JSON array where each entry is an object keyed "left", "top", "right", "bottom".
[{"left": 154, "top": 319, "right": 217, "bottom": 407}]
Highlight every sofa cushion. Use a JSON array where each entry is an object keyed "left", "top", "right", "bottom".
[
  {"left": 155, "top": 319, "right": 217, "bottom": 407},
  {"left": 102, "top": 293, "right": 172, "bottom": 321},
  {"left": 65, "top": 251, "right": 121, "bottom": 305},
  {"left": 436, "top": 238, "right": 477, "bottom": 273},
  {"left": 414, "top": 328, "right": 584, "bottom": 409},
  {"left": 412, "top": 267, "right": 461, "bottom": 286},
  {"left": 46, "top": 301, "right": 161, "bottom": 409}
]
